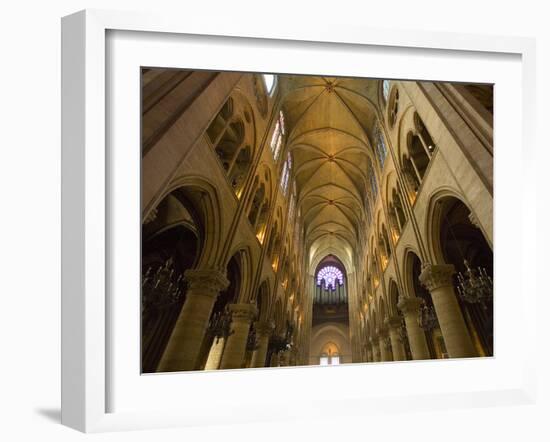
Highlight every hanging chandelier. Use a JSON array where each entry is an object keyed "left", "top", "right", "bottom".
[
  {"left": 270, "top": 320, "right": 294, "bottom": 353},
  {"left": 206, "top": 307, "right": 234, "bottom": 344},
  {"left": 443, "top": 209, "right": 493, "bottom": 309},
  {"left": 456, "top": 260, "right": 493, "bottom": 307},
  {"left": 141, "top": 257, "right": 183, "bottom": 313},
  {"left": 246, "top": 326, "right": 259, "bottom": 352},
  {"left": 417, "top": 299, "right": 438, "bottom": 331}
]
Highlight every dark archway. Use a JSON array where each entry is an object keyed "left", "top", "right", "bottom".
[
  {"left": 437, "top": 197, "right": 493, "bottom": 356},
  {"left": 405, "top": 252, "right": 447, "bottom": 359},
  {"left": 141, "top": 193, "right": 201, "bottom": 373},
  {"left": 313, "top": 255, "right": 348, "bottom": 309},
  {"left": 196, "top": 253, "right": 242, "bottom": 370},
  {"left": 308, "top": 255, "right": 351, "bottom": 365}
]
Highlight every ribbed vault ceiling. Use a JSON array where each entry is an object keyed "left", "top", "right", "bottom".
[{"left": 277, "top": 76, "right": 381, "bottom": 272}]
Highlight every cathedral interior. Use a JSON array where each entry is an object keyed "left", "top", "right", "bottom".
[{"left": 140, "top": 69, "right": 494, "bottom": 373}]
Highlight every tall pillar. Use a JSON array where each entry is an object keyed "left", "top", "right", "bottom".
[
  {"left": 219, "top": 303, "right": 258, "bottom": 369},
  {"left": 386, "top": 316, "right": 406, "bottom": 361},
  {"left": 279, "top": 350, "right": 291, "bottom": 367},
  {"left": 204, "top": 337, "right": 225, "bottom": 370},
  {"left": 251, "top": 321, "right": 274, "bottom": 368},
  {"left": 289, "top": 347, "right": 299, "bottom": 366},
  {"left": 270, "top": 350, "right": 280, "bottom": 367},
  {"left": 370, "top": 337, "right": 380, "bottom": 362},
  {"left": 366, "top": 343, "right": 373, "bottom": 362},
  {"left": 398, "top": 296, "right": 431, "bottom": 360},
  {"left": 377, "top": 326, "right": 392, "bottom": 362},
  {"left": 420, "top": 264, "right": 476, "bottom": 358},
  {"left": 158, "top": 269, "right": 229, "bottom": 372}
]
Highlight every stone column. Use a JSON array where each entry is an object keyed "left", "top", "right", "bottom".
[
  {"left": 377, "top": 326, "right": 392, "bottom": 362},
  {"left": 370, "top": 337, "right": 380, "bottom": 362},
  {"left": 219, "top": 303, "right": 258, "bottom": 369},
  {"left": 158, "top": 269, "right": 229, "bottom": 372},
  {"left": 289, "top": 347, "right": 299, "bottom": 366},
  {"left": 204, "top": 337, "right": 225, "bottom": 370},
  {"left": 420, "top": 264, "right": 476, "bottom": 358},
  {"left": 398, "top": 296, "right": 431, "bottom": 360},
  {"left": 386, "top": 316, "right": 406, "bottom": 361},
  {"left": 250, "top": 321, "right": 274, "bottom": 368},
  {"left": 270, "top": 351, "right": 280, "bottom": 367},
  {"left": 279, "top": 350, "right": 291, "bottom": 367},
  {"left": 366, "top": 343, "right": 373, "bottom": 362}
]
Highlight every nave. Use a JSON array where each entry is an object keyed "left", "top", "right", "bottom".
[{"left": 141, "top": 70, "right": 494, "bottom": 372}]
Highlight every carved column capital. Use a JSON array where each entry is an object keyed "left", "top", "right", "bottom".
[
  {"left": 397, "top": 296, "right": 423, "bottom": 314},
  {"left": 385, "top": 315, "right": 403, "bottom": 330},
  {"left": 184, "top": 268, "right": 229, "bottom": 297},
  {"left": 229, "top": 303, "right": 258, "bottom": 321},
  {"left": 419, "top": 263, "right": 455, "bottom": 291}
]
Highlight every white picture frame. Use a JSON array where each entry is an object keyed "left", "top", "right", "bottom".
[{"left": 61, "top": 9, "right": 537, "bottom": 433}]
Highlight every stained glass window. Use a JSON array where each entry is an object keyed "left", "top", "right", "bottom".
[
  {"left": 382, "top": 80, "right": 390, "bottom": 103},
  {"left": 281, "top": 152, "right": 292, "bottom": 195},
  {"left": 294, "top": 212, "right": 301, "bottom": 246},
  {"left": 263, "top": 74, "right": 275, "bottom": 94},
  {"left": 375, "top": 125, "right": 388, "bottom": 167},
  {"left": 270, "top": 111, "right": 285, "bottom": 160},
  {"left": 316, "top": 265, "right": 344, "bottom": 289},
  {"left": 288, "top": 184, "right": 296, "bottom": 220},
  {"left": 319, "top": 354, "right": 340, "bottom": 365}
]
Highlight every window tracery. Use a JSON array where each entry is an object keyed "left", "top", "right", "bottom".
[
  {"left": 270, "top": 111, "right": 285, "bottom": 160},
  {"left": 401, "top": 112, "right": 435, "bottom": 201},
  {"left": 280, "top": 151, "right": 292, "bottom": 195},
  {"left": 389, "top": 87, "right": 400, "bottom": 127},
  {"left": 316, "top": 266, "right": 344, "bottom": 289},
  {"left": 288, "top": 183, "right": 296, "bottom": 221},
  {"left": 205, "top": 97, "right": 253, "bottom": 198},
  {"left": 382, "top": 80, "right": 390, "bottom": 103},
  {"left": 263, "top": 74, "right": 275, "bottom": 95},
  {"left": 319, "top": 353, "right": 340, "bottom": 365},
  {"left": 375, "top": 125, "right": 388, "bottom": 167}
]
